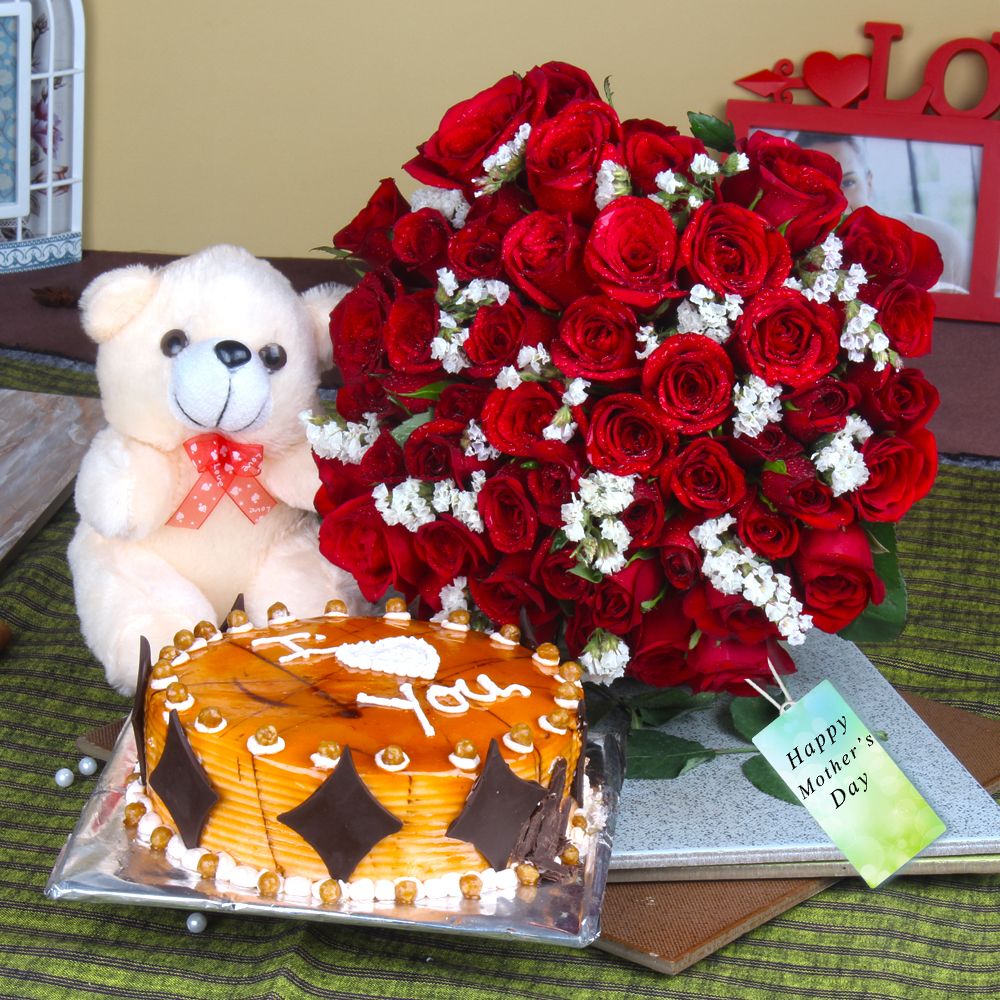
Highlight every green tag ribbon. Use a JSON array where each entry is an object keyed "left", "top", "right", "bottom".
[{"left": 752, "top": 679, "right": 945, "bottom": 887}]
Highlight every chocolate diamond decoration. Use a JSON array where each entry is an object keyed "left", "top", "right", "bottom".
[
  {"left": 446, "top": 739, "right": 547, "bottom": 869},
  {"left": 148, "top": 710, "right": 220, "bottom": 848},
  {"left": 277, "top": 747, "right": 403, "bottom": 880},
  {"left": 130, "top": 636, "right": 153, "bottom": 783}
]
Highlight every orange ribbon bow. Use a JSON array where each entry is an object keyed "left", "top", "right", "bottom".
[{"left": 168, "top": 433, "right": 276, "bottom": 529}]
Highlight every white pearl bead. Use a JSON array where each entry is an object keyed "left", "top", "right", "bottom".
[
  {"left": 185, "top": 912, "right": 207, "bottom": 934},
  {"left": 78, "top": 756, "right": 98, "bottom": 777},
  {"left": 54, "top": 767, "right": 74, "bottom": 788}
]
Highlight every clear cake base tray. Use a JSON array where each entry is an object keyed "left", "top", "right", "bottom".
[{"left": 46, "top": 718, "right": 624, "bottom": 948}]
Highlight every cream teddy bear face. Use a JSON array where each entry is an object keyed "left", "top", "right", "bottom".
[{"left": 80, "top": 245, "right": 339, "bottom": 451}]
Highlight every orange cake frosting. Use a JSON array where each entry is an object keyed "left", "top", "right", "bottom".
[{"left": 123, "top": 603, "right": 592, "bottom": 904}]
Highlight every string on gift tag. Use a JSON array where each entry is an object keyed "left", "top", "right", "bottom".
[{"left": 744, "top": 659, "right": 796, "bottom": 715}]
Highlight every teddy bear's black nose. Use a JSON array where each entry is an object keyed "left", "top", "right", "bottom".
[{"left": 214, "top": 340, "right": 253, "bottom": 370}]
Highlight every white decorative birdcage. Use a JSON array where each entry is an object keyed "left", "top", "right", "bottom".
[{"left": 0, "top": 0, "right": 84, "bottom": 272}]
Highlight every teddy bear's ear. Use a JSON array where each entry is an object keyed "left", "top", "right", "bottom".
[
  {"left": 79, "top": 265, "right": 159, "bottom": 344},
  {"left": 301, "top": 283, "right": 349, "bottom": 370}
]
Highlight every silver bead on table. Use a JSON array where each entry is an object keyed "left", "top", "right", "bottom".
[
  {"left": 54, "top": 767, "right": 75, "bottom": 788},
  {"left": 186, "top": 912, "right": 207, "bottom": 934},
  {"left": 78, "top": 756, "right": 98, "bottom": 777}
]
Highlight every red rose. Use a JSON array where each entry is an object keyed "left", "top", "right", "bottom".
[
  {"left": 621, "top": 119, "right": 705, "bottom": 196},
  {"left": 584, "top": 197, "right": 680, "bottom": 309},
  {"left": 564, "top": 604, "right": 601, "bottom": 658},
  {"left": 477, "top": 472, "right": 539, "bottom": 553},
  {"left": 414, "top": 514, "right": 493, "bottom": 595},
  {"left": 853, "top": 429, "right": 937, "bottom": 522},
  {"left": 464, "top": 184, "right": 531, "bottom": 233},
  {"left": 390, "top": 207, "right": 451, "bottom": 277},
  {"left": 480, "top": 382, "right": 562, "bottom": 457},
  {"left": 465, "top": 298, "right": 554, "bottom": 379},
  {"left": 687, "top": 636, "right": 795, "bottom": 694},
  {"left": 736, "top": 490, "right": 800, "bottom": 560},
  {"left": 864, "top": 279, "right": 935, "bottom": 358},
  {"left": 591, "top": 559, "right": 664, "bottom": 635},
  {"left": 502, "top": 211, "right": 593, "bottom": 310},
  {"left": 722, "top": 132, "right": 846, "bottom": 254},
  {"left": 734, "top": 287, "right": 840, "bottom": 388},
  {"left": 839, "top": 206, "right": 943, "bottom": 290},
  {"left": 793, "top": 523, "right": 886, "bottom": 632},
  {"left": 359, "top": 430, "right": 406, "bottom": 488},
  {"left": 856, "top": 366, "right": 939, "bottom": 433},
  {"left": 531, "top": 537, "right": 595, "bottom": 602},
  {"left": 313, "top": 456, "right": 370, "bottom": 514},
  {"left": 336, "top": 376, "right": 395, "bottom": 423},
  {"left": 586, "top": 393, "right": 676, "bottom": 475},
  {"left": 525, "top": 440, "right": 583, "bottom": 527},
  {"left": 680, "top": 203, "right": 791, "bottom": 297},
  {"left": 782, "top": 376, "right": 861, "bottom": 443},
  {"left": 330, "top": 269, "right": 396, "bottom": 379},
  {"left": 403, "top": 73, "right": 540, "bottom": 189},
  {"left": 319, "top": 495, "right": 422, "bottom": 603},
  {"left": 436, "top": 383, "right": 491, "bottom": 425},
  {"left": 621, "top": 480, "right": 667, "bottom": 547},
  {"left": 627, "top": 596, "right": 696, "bottom": 687},
  {"left": 641, "top": 334, "right": 734, "bottom": 434},
  {"left": 726, "top": 424, "right": 803, "bottom": 468},
  {"left": 403, "top": 419, "right": 469, "bottom": 482},
  {"left": 447, "top": 217, "right": 505, "bottom": 280},
  {"left": 469, "top": 553, "right": 554, "bottom": 627},
  {"left": 525, "top": 99, "right": 622, "bottom": 221},
  {"left": 761, "top": 455, "right": 854, "bottom": 529},
  {"left": 332, "top": 178, "right": 409, "bottom": 267},
  {"left": 551, "top": 294, "right": 642, "bottom": 382},
  {"left": 666, "top": 438, "right": 747, "bottom": 515},
  {"left": 383, "top": 290, "right": 442, "bottom": 375},
  {"left": 683, "top": 581, "right": 778, "bottom": 645},
  {"left": 525, "top": 61, "right": 601, "bottom": 116},
  {"left": 658, "top": 512, "right": 703, "bottom": 590}
]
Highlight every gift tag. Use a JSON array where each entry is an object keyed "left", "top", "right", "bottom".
[{"left": 752, "top": 679, "right": 945, "bottom": 888}]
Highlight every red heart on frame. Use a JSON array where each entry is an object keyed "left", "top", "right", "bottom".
[{"left": 802, "top": 52, "right": 871, "bottom": 108}]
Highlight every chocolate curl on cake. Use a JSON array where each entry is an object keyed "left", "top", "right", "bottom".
[
  {"left": 510, "top": 757, "right": 576, "bottom": 883},
  {"left": 130, "top": 636, "right": 153, "bottom": 783}
]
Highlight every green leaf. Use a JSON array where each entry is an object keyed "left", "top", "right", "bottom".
[
  {"left": 762, "top": 459, "right": 788, "bottom": 475},
  {"left": 640, "top": 584, "right": 668, "bottom": 614},
  {"left": 311, "top": 245, "right": 354, "bottom": 257},
  {"left": 688, "top": 628, "right": 702, "bottom": 650},
  {"left": 549, "top": 529, "right": 569, "bottom": 552},
  {"left": 838, "top": 521, "right": 908, "bottom": 643},
  {"left": 742, "top": 754, "right": 802, "bottom": 806},
  {"left": 629, "top": 690, "right": 716, "bottom": 729},
  {"left": 729, "top": 696, "right": 779, "bottom": 742},
  {"left": 398, "top": 380, "right": 452, "bottom": 401},
  {"left": 389, "top": 411, "right": 432, "bottom": 447},
  {"left": 603, "top": 75, "right": 615, "bottom": 107},
  {"left": 626, "top": 548, "right": 656, "bottom": 566},
  {"left": 568, "top": 562, "right": 604, "bottom": 584},
  {"left": 686, "top": 112, "right": 736, "bottom": 153},
  {"left": 626, "top": 730, "right": 716, "bottom": 779}
]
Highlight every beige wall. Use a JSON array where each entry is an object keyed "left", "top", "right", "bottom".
[{"left": 83, "top": 0, "right": 997, "bottom": 258}]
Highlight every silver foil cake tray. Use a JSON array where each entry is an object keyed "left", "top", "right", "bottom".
[{"left": 46, "top": 716, "right": 625, "bottom": 948}]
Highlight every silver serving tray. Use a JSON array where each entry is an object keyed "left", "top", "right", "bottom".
[{"left": 46, "top": 717, "right": 625, "bottom": 948}]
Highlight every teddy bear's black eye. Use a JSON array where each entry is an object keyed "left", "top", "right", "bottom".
[
  {"left": 160, "top": 330, "right": 189, "bottom": 358},
  {"left": 259, "top": 343, "right": 287, "bottom": 372}
]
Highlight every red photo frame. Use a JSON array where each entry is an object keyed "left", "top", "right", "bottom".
[{"left": 725, "top": 100, "right": 1000, "bottom": 323}]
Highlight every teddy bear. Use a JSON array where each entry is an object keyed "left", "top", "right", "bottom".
[{"left": 68, "top": 245, "right": 370, "bottom": 693}]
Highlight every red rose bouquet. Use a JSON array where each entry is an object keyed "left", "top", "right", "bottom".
[{"left": 306, "top": 62, "right": 940, "bottom": 693}]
